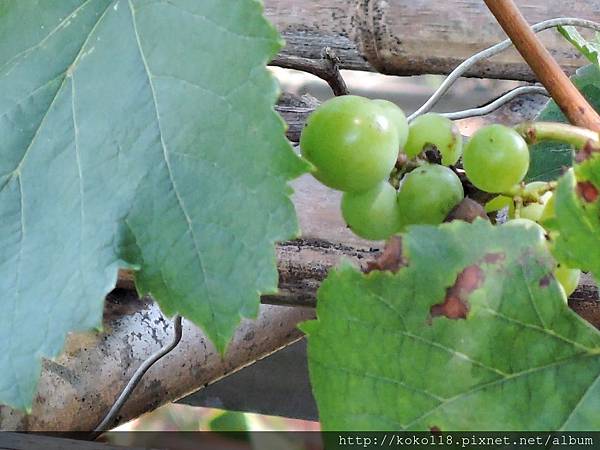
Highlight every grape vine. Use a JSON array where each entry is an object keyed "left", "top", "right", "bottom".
[
  {"left": 2, "top": 0, "right": 600, "bottom": 435},
  {"left": 296, "top": 9, "right": 600, "bottom": 429}
]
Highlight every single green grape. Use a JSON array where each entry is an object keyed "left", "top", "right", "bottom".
[
  {"left": 371, "top": 99, "right": 409, "bottom": 149},
  {"left": 396, "top": 164, "right": 464, "bottom": 227},
  {"left": 300, "top": 95, "right": 400, "bottom": 192},
  {"left": 540, "top": 192, "right": 556, "bottom": 223},
  {"left": 341, "top": 181, "right": 402, "bottom": 240},
  {"left": 519, "top": 203, "right": 545, "bottom": 222},
  {"left": 404, "top": 113, "right": 463, "bottom": 166},
  {"left": 485, "top": 195, "right": 513, "bottom": 213},
  {"left": 503, "top": 218, "right": 546, "bottom": 242},
  {"left": 520, "top": 182, "right": 553, "bottom": 222},
  {"left": 524, "top": 181, "right": 549, "bottom": 193},
  {"left": 555, "top": 264, "right": 581, "bottom": 297},
  {"left": 463, "top": 124, "right": 530, "bottom": 193}
]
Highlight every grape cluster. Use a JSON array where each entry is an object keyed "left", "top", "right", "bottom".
[
  {"left": 300, "top": 96, "right": 464, "bottom": 239},
  {"left": 299, "top": 95, "right": 580, "bottom": 296}
]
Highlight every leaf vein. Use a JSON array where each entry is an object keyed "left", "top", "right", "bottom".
[
  {"left": 0, "top": 0, "right": 95, "bottom": 75},
  {"left": 482, "top": 308, "right": 594, "bottom": 353},
  {"left": 346, "top": 316, "right": 507, "bottom": 377},
  {"left": 127, "top": 0, "right": 223, "bottom": 339},
  {"left": 403, "top": 353, "right": 598, "bottom": 429}
]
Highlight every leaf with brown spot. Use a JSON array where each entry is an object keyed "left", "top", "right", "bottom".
[
  {"left": 552, "top": 156, "right": 600, "bottom": 281},
  {"left": 483, "top": 252, "right": 505, "bottom": 264},
  {"left": 303, "top": 220, "right": 600, "bottom": 431},
  {"left": 539, "top": 274, "right": 553, "bottom": 288},
  {"left": 576, "top": 181, "right": 599, "bottom": 203},
  {"left": 430, "top": 294, "right": 469, "bottom": 320},
  {"left": 430, "top": 265, "right": 484, "bottom": 321},
  {"left": 575, "top": 139, "right": 600, "bottom": 163},
  {"left": 365, "top": 236, "right": 405, "bottom": 273}
]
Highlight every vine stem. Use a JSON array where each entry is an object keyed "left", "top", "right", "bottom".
[
  {"left": 515, "top": 121, "right": 600, "bottom": 149},
  {"left": 484, "top": 0, "right": 600, "bottom": 131},
  {"left": 272, "top": 47, "right": 348, "bottom": 96}
]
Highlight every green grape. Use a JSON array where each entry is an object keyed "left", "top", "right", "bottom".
[
  {"left": 341, "top": 181, "right": 402, "bottom": 240},
  {"left": 555, "top": 264, "right": 581, "bottom": 297},
  {"left": 540, "top": 192, "right": 556, "bottom": 223},
  {"left": 520, "top": 182, "right": 553, "bottom": 223},
  {"left": 404, "top": 113, "right": 463, "bottom": 166},
  {"left": 485, "top": 195, "right": 513, "bottom": 213},
  {"left": 524, "top": 181, "right": 548, "bottom": 193},
  {"left": 463, "top": 124, "right": 530, "bottom": 193},
  {"left": 300, "top": 95, "right": 400, "bottom": 192},
  {"left": 503, "top": 218, "right": 546, "bottom": 242},
  {"left": 519, "top": 203, "right": 545, "bottom": 222},
  {"left": 371, "top": 99, "right": 409, "bottom": 148},
  {"left": 538, "top": 192, "right": 560, "bottom": 241},
  {"left": 396, "top": 164, "right": 464, "bottom": 226}
]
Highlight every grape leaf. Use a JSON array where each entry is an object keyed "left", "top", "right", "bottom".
[
  {"left": 0, "top": 0, "right": 305, "bottom": 410},
  {"left": 303, "top": 220, "right": 600, "bottom": 430},
  {"left": 558, "top": 26, "right": 600, "bottom": 68},
  {"left": 552, "top": 155, "right": 600, "bottom": 281},
  {"left": 527, "top": 65, "right": 600, "bottom": 182}
]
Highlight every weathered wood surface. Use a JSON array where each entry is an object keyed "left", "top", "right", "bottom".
[
  {"left": 266, "top": 0, "right": 600, "bottom": 80},
  {"left": 0, "top": 297, "right": 314, "bottom": 432}
]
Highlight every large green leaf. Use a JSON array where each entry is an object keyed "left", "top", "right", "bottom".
[
  {"left": 0, "top": 0, "right": 305, "bottom": 410},
  {"left": 303, "top": 220, "right": 600, "bottom": 430},
  {"left": 527, "top": 65, "right": 600, "bottom": 182},
  {"left": 552, "top": 155, "right": 600, "bottom": 281}
]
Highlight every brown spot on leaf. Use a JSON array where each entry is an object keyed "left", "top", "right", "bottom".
[
  {"left": 577, "top": 181, "right": 599, "bottom": 203},
  {"left": 483, "top": 252, "right": 505, "bottom": 264},
  {"left": 430, "top": 426, "right": 441, "bottom": 434},
  {"left": 430, "top": 265, "right": 484, "bottom": 320},
  {"left": 456, "top": 265, "right": 485, "bottom": 293},
  {"left": 445, "top": 197, "right": 489, "bottom": 223},
  {"left": 539, "top": 274, "right": 552, "bottom": 288},
  {"left": 430, "top": 295, "right": 469, "bottom": 320},
  {"left": 575, "top": 139, "right": 600, "bottom": 163},
  {"left": 365, "top": 236, "right": 406, "bottom": 273}
]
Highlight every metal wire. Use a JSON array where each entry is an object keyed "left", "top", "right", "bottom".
[
  {"left": 441, "top": 85, "right": 549, "bottom": 120},
  {"left": 91, "top": 314, "right": 183, "bottom": 437},
  {"left": 408, "top": 18, "right": 600, "bottom": 121}
]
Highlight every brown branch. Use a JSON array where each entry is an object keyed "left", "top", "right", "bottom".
[
  {"left": 271, "top": 47, "right": 349, "bottom": 96},
  {"left": 484, "top": 0, "right": 600, "bottom": 131},
  {"left": 0, "top": 299, "right": 314, "bottom": 432}
]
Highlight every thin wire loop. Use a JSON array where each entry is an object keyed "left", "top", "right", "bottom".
[
  {"left": 408, "top": 18, "right": 600, "bottom": 121},
  {"left": 91, "top": 315, "right": 183, "bottom": 437},
  {"left": 441, "top": 85, "right": 549, "bottom": 120}
]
